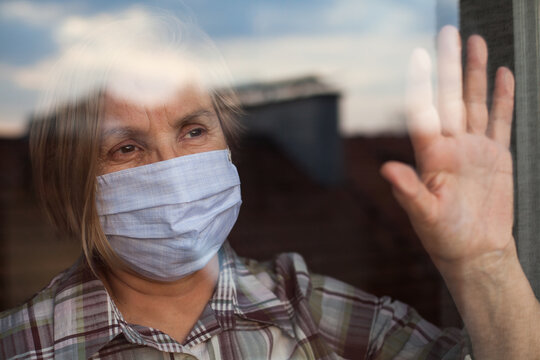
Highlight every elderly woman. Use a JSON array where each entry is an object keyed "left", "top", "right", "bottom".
[{"left": 1, "top": 10, "right": 539, "bottom": 360}]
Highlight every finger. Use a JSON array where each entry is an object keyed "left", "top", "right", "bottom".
[
  {"left": 487, "top": 67, "right": 515, "bottom": 148},
  {"left": 437, "top": 25, "right": 466, "bottom": 136},
  {"left": 406, "top": 48, "right": 441, "bottom": 153},
  {"left": 464, "top": 35, "right": 489, "bottom": 134},
  {"left": 380, "top": 161, "right": 438, "bottom": 224}
]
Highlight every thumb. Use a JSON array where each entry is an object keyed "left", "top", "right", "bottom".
[{"left": 380, "top": 161, "right": 437, "bottom": 225}]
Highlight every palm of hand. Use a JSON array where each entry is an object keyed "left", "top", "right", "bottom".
[{"left": 415, "top": 132, "right": 513, "bottom": 264}]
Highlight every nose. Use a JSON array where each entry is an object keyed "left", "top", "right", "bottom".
[{"left": 155, "top": 142, "right": 181, "bottom": 163}]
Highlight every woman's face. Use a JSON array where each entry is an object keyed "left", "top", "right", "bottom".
[{"left": 98, "top": 86, "right": 228, "bottom": 175}]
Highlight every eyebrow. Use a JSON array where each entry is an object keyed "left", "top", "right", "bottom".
[
  {"left": 101, "top": 108, "right": 215, "bottom": 143},
  {"left": 172, "top": 108, "right": 215, "bottom": 128},
  {"left": 101, "top": 126, "right": 146, "bottom": 143}
]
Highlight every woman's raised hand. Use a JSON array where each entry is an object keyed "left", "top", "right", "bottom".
[{"left": 380, "top": 25, "right": 515, "bottom": 272}]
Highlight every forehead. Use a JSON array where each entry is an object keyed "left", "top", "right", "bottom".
[{"left": 102, "top": 85, "right": 214, "bottom": 123}]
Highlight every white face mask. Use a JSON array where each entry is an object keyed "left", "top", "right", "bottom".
[{"left": 96, "top": 149, "right": 241, "bottom": 282}]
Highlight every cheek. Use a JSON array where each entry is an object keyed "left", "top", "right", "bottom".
[
  {"left": 213, "top": 131, "right": 229, "bottom": 151},
  {"left": 214, "top": 130, "right": 228, "bottom": 148},
  {"left": 191, "top": 133, "right": 227, "bottom": 151},
  {"left": 177, "top": 130, "right": 227, "bottom": 157},
  {"left": 200, "top": 124, "right": 228, "bottom": 150}
]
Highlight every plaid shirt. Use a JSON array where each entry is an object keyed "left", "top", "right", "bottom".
[{"left": 1, "top": 243, "right": 469, "bottom": 359}]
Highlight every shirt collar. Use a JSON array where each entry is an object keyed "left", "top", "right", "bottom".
[
  {"left": 218, "top": 243, "right": 296, "bottom": 338},
  {"left": 51, "top": 243, "right": 297, "bottom": 357}
]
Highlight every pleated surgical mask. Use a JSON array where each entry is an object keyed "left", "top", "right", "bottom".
[{"left": 96, "top": 149, "right": 241, "bottom": 281}]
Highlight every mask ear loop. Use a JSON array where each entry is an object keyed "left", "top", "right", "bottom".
[{"left": 227, "top": 148, "right": 232, "bottom": 162}]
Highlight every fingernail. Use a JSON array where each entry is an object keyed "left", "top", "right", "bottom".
[{"left": 504, "top": 69, "right": 514, "bottom": 92}]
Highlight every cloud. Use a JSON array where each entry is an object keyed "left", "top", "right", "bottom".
[
  {"left": 217, "top": 30, "right": 435, "bottom": 135},
  {"left": 3, "top": 6, "right": 235, "bottom": 113},
  {"left": 0, "top": 1, "right": 440, "bottom": 135},
  {"left": 220, "top": 0, "right": 438, "bottom": 134},
  {"left": 0, "top": 1, "right": 68, "bottom": 27},
  {"left": 250, "top": 0, "right": 434, "bottom": 36}
]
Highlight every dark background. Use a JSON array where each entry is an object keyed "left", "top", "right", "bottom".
[{"left": 0, "top": 82, "right": 461, "bottom": 327}]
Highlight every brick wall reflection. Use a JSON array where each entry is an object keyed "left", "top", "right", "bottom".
[{"left": 229, "top": 135, "right": 461, "bottom": 326}]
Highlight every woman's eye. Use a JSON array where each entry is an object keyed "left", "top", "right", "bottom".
[
  {"left": 187, "top": 128, "right": 205, "bottom": 138},
  {"left": 118, "top": 144, "right": 137, "bottom": 154},
  {"left": 105, "top": 143, "right": 142, "bottom": 163}
]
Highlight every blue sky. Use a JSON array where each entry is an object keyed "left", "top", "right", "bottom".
[{"left": 0, "top": 0, "right": 457, "bottom": 136}]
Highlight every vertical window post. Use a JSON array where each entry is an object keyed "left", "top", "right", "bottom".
[
  {"left": 512, "top": 0, "right": 540, "bottom": 298},
  {"left": 460, "top": 0, "right": 540, "bottom": 298}
]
